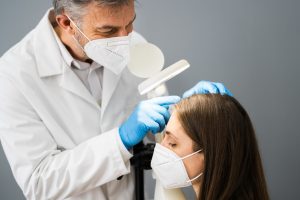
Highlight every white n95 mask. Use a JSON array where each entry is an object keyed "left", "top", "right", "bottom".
[
  {"left": 151, "top": 143, "right": 203, "bottom": 189},
  {"left": 68, "top": 15, "right": 131, "bottom": 75}
]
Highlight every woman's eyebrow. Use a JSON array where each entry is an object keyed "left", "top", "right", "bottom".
[{"left": 165, "top": 130, "right": 178, "bottom": 140}]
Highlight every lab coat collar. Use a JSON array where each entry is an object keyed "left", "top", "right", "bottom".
[
  {"left": 60, "top": 62, "right": 101, "bottom": 110},
  {"left": 33, "top": 8, "right": 65, "bottom": 78},
  {"left": 32, "top": 9, "right": 128, "bottom": 115},
  {"left": 33, "top": 9, "right": 101, "bottom": 109}
]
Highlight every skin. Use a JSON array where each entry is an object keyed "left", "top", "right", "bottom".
[
  {"left": 161, "top": 111, "right": 204, "bottom": 198},
  {"left": 54, "top": 0, "right": 135, "bottom": 63}
]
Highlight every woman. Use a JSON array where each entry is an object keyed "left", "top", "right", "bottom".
[{"left": 151, "top": 94, "right": 269, "bottom": 200}]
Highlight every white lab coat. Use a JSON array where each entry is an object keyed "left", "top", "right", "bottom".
[{"left": 0, "top": 9, "right": 148, "bottom": 200}]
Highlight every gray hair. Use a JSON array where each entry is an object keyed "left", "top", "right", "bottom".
[{"left": 52, "top": 0, "right": 131, "bottom": 21}]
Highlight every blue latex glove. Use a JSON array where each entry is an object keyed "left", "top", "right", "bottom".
[
  {"left": 119, "top": 96, "right": 181, "bottom": 149},
  {"left": 183, "top": 80, "right": 233, "bottom": 98}
]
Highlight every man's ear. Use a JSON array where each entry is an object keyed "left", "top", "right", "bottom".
[{"left": 56, "top": 14, "right": 75, "bottom": 35}]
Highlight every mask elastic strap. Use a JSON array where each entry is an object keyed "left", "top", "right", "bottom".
[
  {"left": 71, "top": 35, "right": 86, "bottom": 53},
  {"left": 66, "top": 15, "right": 91, "bottom": 42},
  {"left": 176, "top": 149, "right": 202, "bottom": 161},
  {"left": 187, "top": 172, "right": 203, "bottom": 183}
]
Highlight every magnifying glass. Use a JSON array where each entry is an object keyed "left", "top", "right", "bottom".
[
  {"left": 128, "top": 43, "right": 190, "bottom": 95},
  {"left": 129, "top": 43, "right": 189, "bottom": 200}
]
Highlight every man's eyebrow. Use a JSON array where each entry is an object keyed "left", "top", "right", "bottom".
[
  {"left": 165, "top": 130, "right": 178, "bottom": 140},
  {"left": 96, "top": 14, "right": 137, "bottom": 30}
]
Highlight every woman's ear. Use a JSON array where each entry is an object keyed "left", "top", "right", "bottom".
[
  {"left": 200, "top": 151, "right": 205, "bottom": 163},
  {"left": 198, "top": 151, "right": 205, "bottom": 172}
]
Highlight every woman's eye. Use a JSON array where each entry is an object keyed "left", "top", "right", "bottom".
[{"left": 169, "top": 143, "right": 176, "bottom": 147}]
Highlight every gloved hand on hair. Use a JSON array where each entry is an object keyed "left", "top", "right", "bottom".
[
  {"left": 183, "top": 80, "right": 233, "bottom": 98},
  {"left": 119, "top": 96, "right": 181, "bottom": 149}
]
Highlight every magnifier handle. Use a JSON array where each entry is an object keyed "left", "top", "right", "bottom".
[{"left": 139, "top": 59, "right": 190, "bottom": 95}]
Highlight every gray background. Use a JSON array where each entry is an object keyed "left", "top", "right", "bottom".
[{"left": 0, "top": 0, "right": 299, "bottom": 199}]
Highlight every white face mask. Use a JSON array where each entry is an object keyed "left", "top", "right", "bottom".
[
  {"left": 67, "top": 16, "right": 131, "bottom": 75},
  {"left": 151, "top": 143, "right": 203, "bottom": 189}
]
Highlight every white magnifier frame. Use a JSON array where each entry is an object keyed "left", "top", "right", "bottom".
[
  {"left": 138, "top": 59, "right": 190, "bottom": 95},
  {"left": 128, "top": 43, "right": 190, "bottom": 95},
  {"left": 128, "top": 43, "right": 165, "bottom": 78}
]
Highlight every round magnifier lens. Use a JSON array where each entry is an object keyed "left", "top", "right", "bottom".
[{"left": 128, "top": 43, "right": 164, "bottom": 78}]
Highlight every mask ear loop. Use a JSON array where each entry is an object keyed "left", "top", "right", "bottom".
[
  {"left": 181, "top": 149, "right": 204, "bottom": 183},
  {"left": 187, "top": 172, "right": 203, "bottom": 183},
  {"left": 71, "top": 35, "right": 86, "bottom": 54},
  {"left": 65, "top": 15, "right": 89, "bottom": 56},
  {"left": 176, "top": 149, "right": 203, "bottom": 161},
  {"left": 66, "top": 15, "right": 91, "bottom": 42}
]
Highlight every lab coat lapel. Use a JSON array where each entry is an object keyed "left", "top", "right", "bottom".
[
  {"left": 59, "top": 63, "right": 100, "bottom": 110},
  {"left": 101, "top": 68, "right": 122, "bottom": 118},
  {"left": 33, "top": 9, "right": 99, "bottom": 110}
]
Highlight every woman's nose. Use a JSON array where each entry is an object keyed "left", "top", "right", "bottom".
[{"left": 160, "top": 137, "right": 168, "bottom": 147}]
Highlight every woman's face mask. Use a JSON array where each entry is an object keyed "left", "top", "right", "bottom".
[
  {"left": 151, "top": 143, "right": 203, "bottom": 189},
  {"left": 67, "top": 15, "right": 131, "bottom": 75}
]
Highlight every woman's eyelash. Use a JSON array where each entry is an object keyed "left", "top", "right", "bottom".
[{"left": 169, "top": 143, "right": 176, "bottom": 147}]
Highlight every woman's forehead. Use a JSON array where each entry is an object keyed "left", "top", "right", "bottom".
[{"left": 167, "top": 112, "right": 192, "bottom": 142}]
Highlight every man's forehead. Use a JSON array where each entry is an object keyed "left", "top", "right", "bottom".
[{"left": 86, "top": 2, "right": 135, "bottom": 26}]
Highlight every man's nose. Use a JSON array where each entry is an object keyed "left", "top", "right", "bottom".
[{"left": 117, "top": 29, "right": 132, "bottom": 37}]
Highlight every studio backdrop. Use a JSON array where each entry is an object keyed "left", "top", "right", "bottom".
[{"left": 0, "top": 0, "right": 299, "bottom": 199}]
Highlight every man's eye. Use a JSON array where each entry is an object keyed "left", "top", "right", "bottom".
[
  {"left": 102, "top": 29, "right": 117, "bottom": 35},
  {"left": 96, "top": 29, "right": 115, "bottom": 36}
]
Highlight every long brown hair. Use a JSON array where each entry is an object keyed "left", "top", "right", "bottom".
[{"left": 175, "top": 94, "right": 269, "bottom": 200}]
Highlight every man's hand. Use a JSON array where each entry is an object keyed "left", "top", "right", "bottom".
[
  {"left": 119, "top": 96, "right": 181, "bottom": 149},
  {"left": 183, "top": 80, "right": 233, "bottom": 98}
]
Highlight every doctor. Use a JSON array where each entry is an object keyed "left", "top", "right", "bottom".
[{"left": 0, "top": 0, "right": 232, "bottom": 199}]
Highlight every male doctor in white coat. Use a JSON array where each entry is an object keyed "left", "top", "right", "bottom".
[{"left": 0, "top": 0, "right": 232, "bottom": 199}]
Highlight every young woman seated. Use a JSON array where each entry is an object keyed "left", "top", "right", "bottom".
[{"left": 151, "top": 94, "right": 269, "bottom": 200}]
